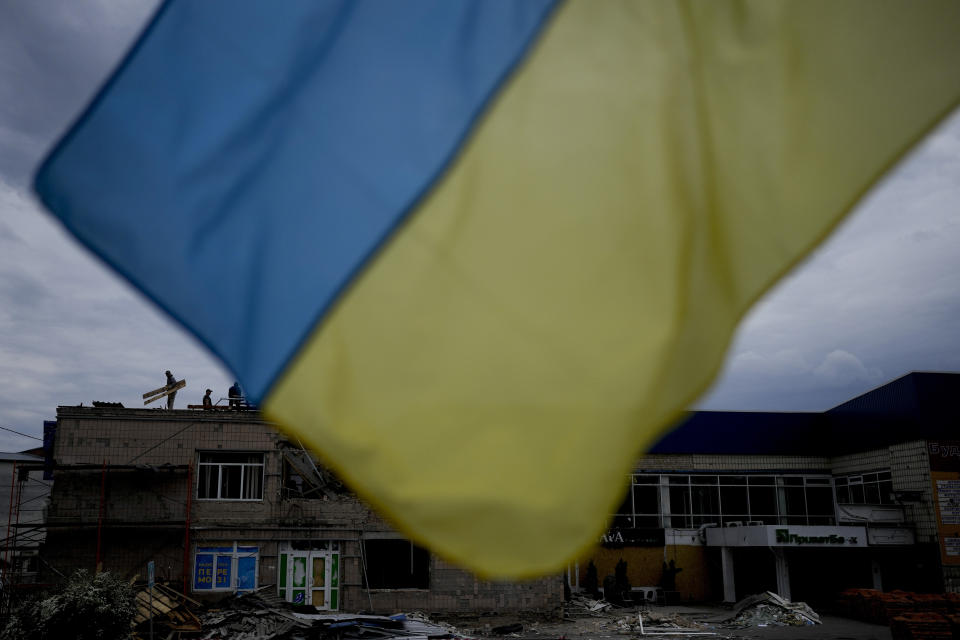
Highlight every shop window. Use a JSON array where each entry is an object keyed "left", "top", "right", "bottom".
[
  {"left": 632, "top": 483, "right": 660, "bottom": 527},
  {"left": 782, "top": 485, "right": 807, "bottom": 524},
  {"left": 194, "top": 543, "right": 258, "bottom": 592},
  {"left": 835, "top": 471, "right": 895, "bottom": 505},
  {"left": 806, "top": 485, "right": 836, "bottom": 524},
  {"left": 197, "top": 452, "right": 264, "bottom": 500},
  {"left": 748, "top": 485, "right": 777, "bottom": 520},
  {"left": 612, "top": 490, "right": 634, "bottom": 528},
  {"left": 362, "top": 540, "right": 429, "bottom": 589},
  {"left": 669, "top": 484, "right": 692, "bottom": 528}
]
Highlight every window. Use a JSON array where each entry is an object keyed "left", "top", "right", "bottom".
[
  {"left": 835, "top": 471, "right": 895, "bottom": 505},
  {"left": 197, "top": 452, "right": 264, "bottom": 500},
  {"left": 194, "top": 543, "right": 258, "bottom": 592},
  {"left": 612, "top": 473, "right": 836, "bottom": 528},
  {"left": 632, "top": 481, "right": 660, "bottom": 527},
  {"left": 362, "top": 539, "right": 429, "bottom": 589}
]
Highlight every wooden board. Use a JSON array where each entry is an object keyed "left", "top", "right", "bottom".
[{"left": 143, "top": 379, "right": 185, "bottom": 405}]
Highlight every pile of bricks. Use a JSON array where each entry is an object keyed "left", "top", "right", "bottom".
[
  {"left": 890, "top": 612, "right": 951, "bottom": 640},
  {"left": 837, "top": 589, "right": 960, "bottom": 638}
]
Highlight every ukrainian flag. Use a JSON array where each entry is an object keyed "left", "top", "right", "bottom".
[{"left": 36, "top": 1, "right": 960, "bottom": 578}]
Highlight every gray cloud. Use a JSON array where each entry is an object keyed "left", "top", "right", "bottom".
[
  {"left": 0, "top": 0, "right": 957, "bottom": 450},
  {"left": 0, "top": 0, "right": 159, "bottom": 185},
  {"left": 699, "top": 109, "right": 960, "bottom": 411}
]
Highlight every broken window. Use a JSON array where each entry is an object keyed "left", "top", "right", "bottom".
[
  {"left": 197, "top": 452, "right": 264, "bottom": 500},
  {"left": 362, "top": 539, "right": 429, "bottom": 589},
  {"left": 280, "top": 448, "right": 344, "bottom": 499}
]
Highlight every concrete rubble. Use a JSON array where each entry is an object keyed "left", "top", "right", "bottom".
[
  {"left": 132, "top": 585, "right": 473, "bottom": 640},
  {"left": 128, "top": 587, "right": 827, "bottom": 640},
  {"left": 724, "top": 592, "right": 820, "bottom": 628}
]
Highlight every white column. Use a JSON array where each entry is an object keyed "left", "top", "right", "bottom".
[
  {"left": 773, "top": 548, "right": 791, "bottom": 601},
  {"left": 721, "top": 547, "right": 736, "bottom": 603}
]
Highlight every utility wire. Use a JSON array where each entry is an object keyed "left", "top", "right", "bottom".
[
  {"left": 127, "top": 420, "right": 200, "bottom": 464},
  {"left": 0, "top": 425, "right": 42, "bottom": 441}
]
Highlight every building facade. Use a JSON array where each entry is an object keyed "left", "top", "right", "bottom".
[
  {"left": 37, "top": 406, "right": 561, "bottom": 614},
  {"left": 33, "top": 371, "right": 960, "bottom": 609},
  {"left": 574, "top": 372, "right": 959, "bottom": 604},
  {"left": 0, "top": 449, "right": 48, "bottom": 590}
]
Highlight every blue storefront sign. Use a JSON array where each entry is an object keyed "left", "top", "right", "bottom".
[
  {"left": 194, "top": 554, "right": 214, "bottom": 590},
  {"left": 194, "top": 545, "right": 258, "bottom": 592}
]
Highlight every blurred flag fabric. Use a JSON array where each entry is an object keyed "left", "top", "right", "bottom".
[{"left": 35, "top": 0, "right": 960, "bottom": 577}]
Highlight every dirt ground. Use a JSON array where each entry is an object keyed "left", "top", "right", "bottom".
[{"left": 444, "top": 604, "right": 892, "bottom": 640}]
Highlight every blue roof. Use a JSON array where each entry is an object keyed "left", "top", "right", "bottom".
[{"left": 651, "top": 372, "right": 960, "bottom": 456}]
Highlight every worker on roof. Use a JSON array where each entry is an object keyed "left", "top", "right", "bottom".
[
  {"left": 229, "top": 381, "right": 242, "bottom": 409},
  {"left": 165, "top": 370, "right": 177, "bottom": 410},
  {"left": 202, "top": 388, "right": 213, "bottom": 409}
]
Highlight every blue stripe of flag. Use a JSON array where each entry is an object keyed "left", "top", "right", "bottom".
[{"left": 36, "top": 0, "right": 557, "bottom": 400}]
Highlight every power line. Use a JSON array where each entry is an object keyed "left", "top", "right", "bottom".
[{"left": 0, "top": 425, "right": 42, "bottom": 442}]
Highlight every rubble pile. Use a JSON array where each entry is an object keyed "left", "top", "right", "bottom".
[
  {"left": 131, "top": 582, "right": 203, "bottom": 637},
  {"left": 725, "top": 592, "right": 820, "bottom": 628},
  {"left": 556, "top": 593, "right": 722, "bottom": 637},
  {"left": 617, "top": 611, "right": 710, "bottom": 635},
  {"left": 131, "top": 585, "right": 471, "bottom": 640},
  {"left": 564, "top": 594, "right": 615, "bottom": 617}
]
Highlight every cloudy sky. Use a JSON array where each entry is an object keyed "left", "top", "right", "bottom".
[{"left": 1, "top": 1, "right": 958, "bottom": 453}]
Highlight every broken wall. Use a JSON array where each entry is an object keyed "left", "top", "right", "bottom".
[{"left": 42, "top": 406, "right": 563, "bottom": 615}]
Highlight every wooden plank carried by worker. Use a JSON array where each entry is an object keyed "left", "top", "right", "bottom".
[
  {"left": 143, "top": 379, "right": 185, "bottom": 405},
  {"left": 142, "top": 383, "right": 172, "bottom": 399}
]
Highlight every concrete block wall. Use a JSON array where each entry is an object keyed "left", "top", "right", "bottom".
[
  {"left": 40, "top": 528, "right": 186, "bottom": 584},
  {"left": 831, "top": 447, "right": 893, "bottom": 475},
  {"left": 889, "top": 441, "right": 937, "bottom": 543},
  {"left": 344, "top": 550, "right": 562, "bottom": 615},
  {"left": 54, "top": 407, "right": 277, "bottom": 466},
  {"left": 635, "top": 454, "right": 829, "bottom": 472},
  {"left": 46, "top": 407, "right": 563, "bottom": 614},
  {"left": 47, "top": 468, "right": 189, "bottom": 524}
]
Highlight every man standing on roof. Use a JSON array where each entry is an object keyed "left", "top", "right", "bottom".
[
  {"left": 202, "top": 388, "right": 213, "bottom": 409},
  {"left": 229, "top": 381, "right": 242, "bottom": 409},
  {"left": 165, "top": 370, "right": 177, "bottom": 410}
]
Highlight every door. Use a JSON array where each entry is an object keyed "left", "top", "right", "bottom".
[
  {"left": 309, "top": 551, "right": 340, "bottom": 609},
  {"left": 279, "top": 548, "right": 339, "bottom": 610}
]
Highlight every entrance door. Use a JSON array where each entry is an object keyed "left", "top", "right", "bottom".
[
  {"left": 279, "top": 547, "right": 339, "bottom": 610},
  {"left": 309, "top": 551, "right": 339, "bottom": 609}
]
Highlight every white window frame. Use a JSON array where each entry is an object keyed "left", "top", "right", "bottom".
[{"left": 196, "top": 451, "right": 265, "bottom": 501}]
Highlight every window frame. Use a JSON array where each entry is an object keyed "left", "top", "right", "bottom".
[
  {"left": 611, "top": 473, "right": 837, "bottom": 528},
  {"left": 193, "top": 542, "right": 259, "bottom": 593},
  {"left": 835, "top": 470, "right": 895, "bottom": 506},
  {"left": 361, "top": 539, "right": 430, "bottom": 590},
  {"left": 196, "top": 451, "right": 265, "bottom": 501}
]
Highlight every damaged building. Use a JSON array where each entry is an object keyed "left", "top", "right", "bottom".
[
  {"left": 26, "top": 370, "right": 960, "bottom": 612},
  {"left": 34, "top": 405, "right": 561, "bottom": 614},
  {"left": 575, "top": 371, "right": 960, "bottom": 605}
]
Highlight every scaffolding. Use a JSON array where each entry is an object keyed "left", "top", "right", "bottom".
[{"left": 0, "top": 462, "right": 192, "bottom": 616}]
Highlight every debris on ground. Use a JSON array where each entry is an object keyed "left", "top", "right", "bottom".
[
  {"left": 131, "top": 585, "right": 473, "bottom": 640},
  {"left": 565, "top": 593, "right": 614, "bottom": 617},
  {"left": 724, "top": 592, "right": 820, "bottom": 627},
  {"left": 614, "top": 611, "right": 716, "bottom": 636},
  {"left": 132, "top": 582, "right": 203, "bottom": 635}
]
